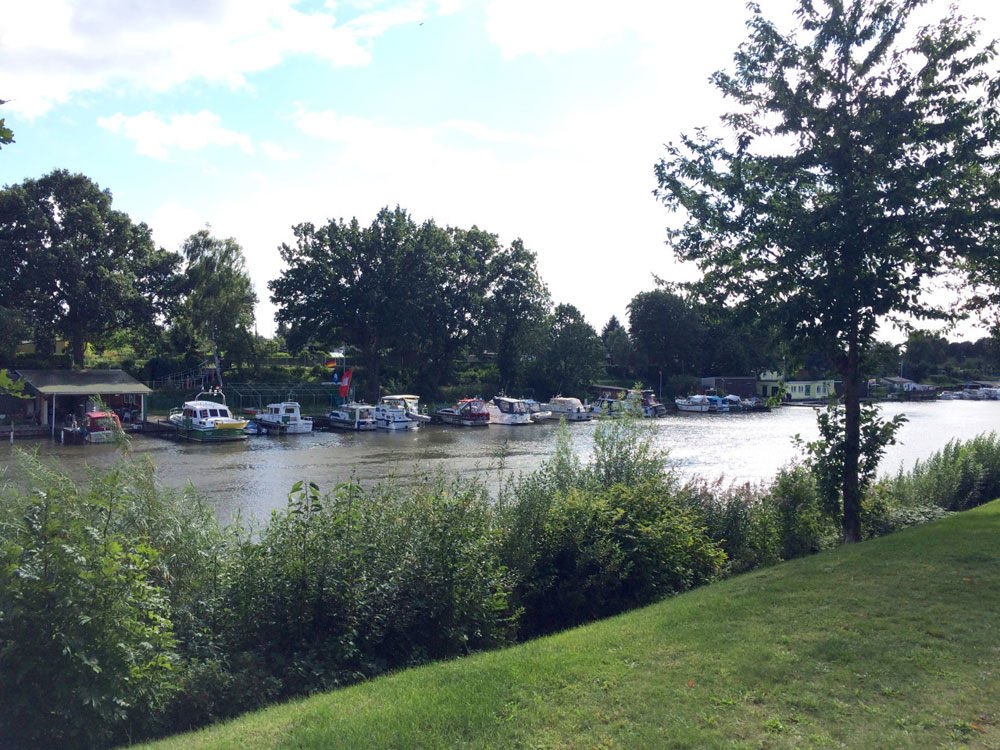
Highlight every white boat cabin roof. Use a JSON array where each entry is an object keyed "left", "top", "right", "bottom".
[{"left": 183, "top": 399, "right": 232, "bottom": 411}]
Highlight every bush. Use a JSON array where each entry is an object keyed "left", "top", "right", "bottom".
[
  {"left": 679, "top": 479, "right": 781, "bottom": 575},
  {"left": 506, "top": 480, "right": 725, "bottom": 638},
  {"left": 766, "top": 465, "right": 836, "bottom": 558},
  {"left": 220, "top": 477, "right": 516, "bottom": 698},
  {"left": 0, "top": 453, "right": 180, "bottom": 750}
]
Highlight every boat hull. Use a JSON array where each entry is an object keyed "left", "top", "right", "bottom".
[{"left": 170, "top": 421, "right": 249, "bottom": 442}]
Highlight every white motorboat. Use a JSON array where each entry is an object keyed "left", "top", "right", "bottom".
[
  {"left": 435, "top": 397, "right": 490, "bottom": 426},
  {"left": 675, "top": 395, "right": 711, "bottom": 413},
  {"left": 328, "top": 402, "right": 376, "bottom": 430},
  {"left": 257, "top": 401, "right": 314, "bottom": 434},
  {"left": 487, "top": 396, "right": 533, "bottom": 425},
  {"left": 542, "top": 396, "right": 593, "bottom": 421},
  {"left": 380, "top": 394, "right": 431, "bottom": 423},
  {"left": 523, "top": 399, "right": 553, "bottom": 421},
  {"left": 168, "top": 388, "right": 249, "bottom": 442},
  {"left": 376, "top": 396, "right": 419, "bottom": 430}
]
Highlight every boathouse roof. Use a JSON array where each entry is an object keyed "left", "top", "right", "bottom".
[{"left": 14, "top": 369, "right": 152, "bottom": 396}]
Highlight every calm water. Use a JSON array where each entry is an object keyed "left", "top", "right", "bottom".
[{"left": 2, "top": 401, "right": 997, "bottom": 524}]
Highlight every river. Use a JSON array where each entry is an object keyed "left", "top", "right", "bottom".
[{"left": 1, "top": 400, "right": 997, "bottom": 524}]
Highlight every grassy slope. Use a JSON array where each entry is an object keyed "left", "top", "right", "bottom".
[{"left": 138, "top": 502, "right": 1000, "bottom": 750}]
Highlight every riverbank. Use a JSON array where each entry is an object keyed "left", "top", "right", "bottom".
[
  {"left": 3, "top": 400, "right": 998, "bottom": 525},
  {"left": 133, "top": 500, "right": 1000, "bottom": 750}
]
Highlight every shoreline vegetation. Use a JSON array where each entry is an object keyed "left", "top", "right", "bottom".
[{"left": 1, "top": 420, "right": 999, "bottom": 749}]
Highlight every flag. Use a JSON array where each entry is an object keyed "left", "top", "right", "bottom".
[
  {"left": 326, "top": 348, "right": 345, "bottom": 367},
  {"left": 339, "top": 369, "right": 353, "bottom": 397}
]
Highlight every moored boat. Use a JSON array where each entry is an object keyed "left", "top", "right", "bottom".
[
  {"left": 376, "top": 396, "right": 420, "bottom": 430},
  {"left": 487, "top": 395, "right": 533, "bottom": 425},
  {"left": 675, "top": 395, "right": 711, "bottom": 413},
  {"left": 523, "top": 399, "right": 554, "bottom": 421},
  {"left": 435, "top": 397, "right": 490, "bottom": 426},
  {"left": 380, "top": 394, "right": 431, "bottom": 423},
  {"left": 83, "top": 411, "right": 122, "bottom": 443},
  {"left": 328, "top": 402, "right": 377, "bottom": 430},
  {"left": 542, "top": 396, "right": 593, "bottom": 421},
  {"left": 257, "top": 401, "right": 313, "bottom": 434},
  {"left": 168, "top": 388, "right": 249, "bottom": 442}
]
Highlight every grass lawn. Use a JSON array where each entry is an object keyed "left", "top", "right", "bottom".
[{"left": 135, "top": 502, "right": 1000, "bottom": 749}]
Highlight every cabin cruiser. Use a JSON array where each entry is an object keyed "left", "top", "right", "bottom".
[
  {"left": 542, "top": 396, "right": 593, "bottom": 421},
  {"left": 675, "top": 395, "right": 711, "bottom": 413},
  {"left": 380, "top": 394, "right": 431, "bottom": 423},
  {"left": 639, "top": 390, "right": 668, "bottom": 417},
  {"left": 169, "top": 388, "right": 249, "bottom": 442},
  {"left": 487, "top": 395, "right": 533, "bottom": 425},
  {"left": 257, "top": 401, "right": 313, "bottom": 434},
  {"left": 376, "top": 396, "right": 420, "bottom": 430},
  {"left": 435, "top": 398, "right": 490, "bottom": 426},
  {"left": 328, "top": 402, "right": 377, "bottom": 430}
]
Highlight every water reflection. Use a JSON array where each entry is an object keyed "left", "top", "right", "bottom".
[{"left": 2, "top": 401, "right": 997, "bottom": 524}]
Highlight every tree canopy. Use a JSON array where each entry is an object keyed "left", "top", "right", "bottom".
[
  {"left": 179, "top": 229, "right": 257, "bottom": 385},
  {"left": 655, "top": 0, "right": 1000, "bottom": 541},
  {"left": 0, "top": 170, "right": 179, "bottom": 367}
]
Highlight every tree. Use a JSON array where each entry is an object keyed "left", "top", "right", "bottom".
[
  {"left": 270, "top": 207, "right": 420, "bottom": 402},
  {"left": 601, "top": 316, "right": 634, "bottom": 378},
  {"left": 179, "top": 229, "right": 257, "bottom": 386},
  {"left": 627, "top": 289, "right": 705, "bottom": 379},
  {"left": 0, "top": 170, "right": 180, "bottom": 367},
  {"left": 655, "top": 0, "right": 1000, "bottom": 542},
  {"left": 408, "top": 222, "right": 496, "bottom": 394},
  {"left": 481, "top": 239, "right": 551, "bottom": 393},
  {"left": 0, "top": 99, "right": 13, "bottom": 150},
  {"left": 540, "top": 303, "right": 604, "bottom": 397}
]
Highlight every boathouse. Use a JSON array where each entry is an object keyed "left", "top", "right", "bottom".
[{"left": 14, "top": 369, "right": 152, "bottom": 439}]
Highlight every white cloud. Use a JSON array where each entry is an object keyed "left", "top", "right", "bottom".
[
  {"left": 441, "top": 119, "right": 541, "bottom": 146},
  {"left": 260, "top": 141, "right": 300, "bottom": 161},
  {"left": 98, "top": 110, "right": 254, "bottom": 160},
  {"left": 0, "top": 0, "right": 438, "bottom": 118},
  {"left": 484, "top": 0, "right": 667, "bottom": 58}
]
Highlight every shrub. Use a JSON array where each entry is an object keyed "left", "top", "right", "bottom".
[
  {"left": 220, "top": 476, "right": 516, "bottom": 698},
  {"left": 0, "top": 452, "right": 179, "bottom": 750},
  {"left": 507, "top": 479, "right": 725, "bottom": 638},
  {"left": 679, "top": 479, "right": 781, "bottom": 575},
  {"left": 766, "top": 465, "right": 836, "bottom": 559}
]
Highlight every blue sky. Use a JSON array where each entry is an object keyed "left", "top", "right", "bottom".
[{"left": 2, "top": 0, "right": 998, "bottom": 338}]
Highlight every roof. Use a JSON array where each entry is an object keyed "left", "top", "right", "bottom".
[{"left": 15, "top": 369, "right": 152, "bottom": 395}]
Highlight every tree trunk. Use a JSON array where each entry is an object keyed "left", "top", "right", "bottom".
[
  {"left": 71, "top": 331, "right": 85, "bottom": 368},
  {"left": 841, "top": 326, "right": 862, "bottom": 543},
  {"left": 211, "top": 336, "right": 224, "bottom": 388}
]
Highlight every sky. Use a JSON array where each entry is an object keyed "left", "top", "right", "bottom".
[{"left": 2, "top": 0, "right": 998, "bottom": 340}]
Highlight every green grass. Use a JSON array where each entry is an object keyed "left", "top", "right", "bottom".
[{"left": 135, "top": 502, "right": 1000, "bottom": 750}]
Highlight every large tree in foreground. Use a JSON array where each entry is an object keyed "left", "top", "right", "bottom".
[{"left": 655, "top": 0, "right": 1000, "bottom": 542}]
